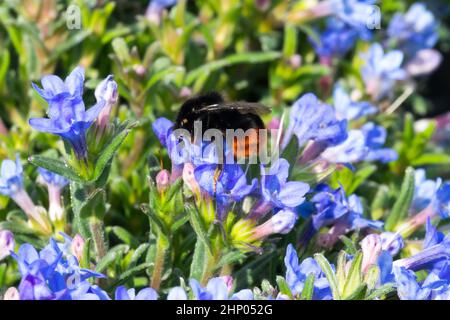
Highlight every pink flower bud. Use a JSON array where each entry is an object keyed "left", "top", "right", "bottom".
[
  {"left": 156, "top": 169, "right": 170, "bottom": 193},
  {"left": 182, "top": 163, "right": 200, "bottom": 195},
  {"left": 289, "top": 54, "right": 302, "bottom": 69},
  {"left": 0, "top": 230, "right": 14, "bottom": 261},
  {"left": 3, "top": 287, "right": 19, "bottom": 300},
  {"left": 361, "top": 234, "right": 382, "bottom": 273},
  {"left": 71, "top": 234, "right": 85, "bottom": 263},
  {"left": 251, "top": 209, "right": 297, "bottom": 240}
]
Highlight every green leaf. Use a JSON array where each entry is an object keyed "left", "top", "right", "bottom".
[
  {"left": 385, "top": 167, "right": 415, "bottom": 231},
  {"left": 91, "top": 124, "right": 133, "bottom": 182},
  {"left": 371, "top": 185, "right": 390, "bottom": 220},
  {"left": 189, "top": 238, "right": 207, "bottom": 281},
  {"left": 339, "top": 236, "right": 358, "bottom": 255},
  {"left": 186, "top": 51, "right": 281, "bottom": 85},
  {"left": 411, "top": 153, "right": 450, "bottom": 166},
  {"left": 108, "top": 226, "right": 139, "bottom": 247},
  {"left": 79, "top": 189, "right": 107, "bottom": 220},
  {"left": 364, "top": 265, "right": 380, "bottom": 291},
  {"left": 336, "top": 250, "right": 347, "bottom": 295},
  {"left": 344, "top": 284, "right": 367, "bottom": 300},
  {"left": 186, "top": 203, "right": 212, "bottom": 254},
  {"left": 216, "top": 251, "right": 246, "bottom": 269},
  {"left": 129, "top": 243, "right": 150, "bottom": 268},
  {"left": 48, "top": 30, "right": 91, "bottom": 62},
  {"left": 111, "top": 262, "right": 154, "bottom": 288},
  {"left": 276, "top": 276, "right": 293, "bottom": 299},
  {"left": 111, "top": 37, "right": 131, "bottom": 63},
  {"left": 95, "top": 245, "right": 129, "bottom": 273},
  {"left": 28, "top": 155, "right": 85, "bottom": 183},
  {"left": 300, "top": 274, "right": 315, "bottom": 300},
  {"left": 314, "top": 253, "right": 341, "bottom": 300},
  {"left": 365, "top": 283, "right": 395, "bottom": 300},
  {"left": 282, "top": 24, "right": 297, "bottom": 57},
  {"left": 343, "top": 251, "right": 363, "bottom": 298},
  {"left": 81, "top": 238, "right": 91, "bottom": 269}
]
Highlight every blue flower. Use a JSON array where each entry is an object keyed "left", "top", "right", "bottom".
[
  {"left": 115, "top": 286, "right": 158, "bottom": 300},
  {"left": 152, "top": 117, "right": 174, "bottom": 148},
  {"left": 31, "top": 67, "right": 84, "bottom": 104},
  {"left": 387, "top": 3, "right": 439, "bottom": 56},
  {"left": 38, "top": 168, "right": 69, "bottom": 189},
  {"left": 0, "top": 155, "right": 23, "bottom": 196},
  {"left": 167, "top": 286, "right": 188, "bottom": 300},
  {"left": 189, "top": 277, "right": 253, "bottom": 300},
  {"left": 305, "top": 185, "right": 382, "bottom": 247},
  {"left": 30, "top": 67, "right": 106, "bottom": 159},
  {"left": 194, "top": 164, "right": 257, "bottom": 221},
  {"left": 412, "top": 169, "right": 441, "bottom": 213},
  {"left": 393, "top": 267, "right": 432, "bottom": 300},
  {"left": 282, "top": 93, "right": 347, "bottom": 150},
  {"left": 380, "top": 232, "right": 404, "bottom": 256},
  {"left": 332, "top": 0, "right": 380, "bottom": 40},
  {"left": 320, "top": 130, "right": 368, "bottom": 164},
  {"left": 394, "top": 232, "right": 450, "bottom": 272},
  {"left": 257, "top": 159, "right": 309, "bottom": 215},
  {"left": 310, "top": 19, "right": 359, "bottom": 59},
  {"left": 361, "top": 122, "right": 398, "bottom": 163},
  {"left": 284, "top": 244, "right": 332, "bottom": 300},
  {"left": 11, "top": 237, "right": 105, "bottom": 300},
  {"left": 333, "top": 85, "right": 377, "bottom": 121},
  {"left": 361, "top": 43, "right": 407, "bottom": 100}
]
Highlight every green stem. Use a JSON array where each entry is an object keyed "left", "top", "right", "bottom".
[
  {"left": 89, "top": 216, "right": 107, "bottom": 260},
  {"left": 150, "top": 234, "right": 168, "bottom": 290}
]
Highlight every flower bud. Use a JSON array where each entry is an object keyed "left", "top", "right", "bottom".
[
  {"left": 289, "top": 54, "right": 302, "bottom": 69},
  {"left": 361, "top": 234, "right": 382, "bottom": 273},
  {"left": 182, "top": 163, "right": 200, "bottom": 196},
  {"left": 94, "top": 75, "right": 118, "bottom": 138},
  {"left": 251, "top": 209, "right": 297, "bottom": 240},
  {"left": 220, "top": 275, "right": 234, "bottom": 293},
  {"left": 71, "top": 234, "right": 85, "bottom": 263},
  {"left": 3, "top": 287, "right": 19, "bottom": 300},
  {"left": 406, "top": 49, "right": 442, "bottom": 77},
  {"left": 0, "top": 230, "right": 14, "bottom": 261},
  {"left": 156, "top": 169, "right": 170, "bottom": 193}
]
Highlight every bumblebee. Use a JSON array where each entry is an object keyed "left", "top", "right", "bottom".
[{"left": 175, "top": 92, "right": 270, "bottom": 159}]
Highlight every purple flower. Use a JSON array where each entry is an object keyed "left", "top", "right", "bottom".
[
  {"left": 284, "top": 244, "right": 332, "bottom": 300},
  {"left": 387, "top": 3, "right": 439, "bottom": 56},
  {"left": 30, "top": 67, "right": 106, "bottom": 159},
  {"left": 194, "top": 164, "right": 257, "bottom": 221},
  {"left": 333, "top": 85, "right": 377, "bottom": 121},
  {"left": 282, "top": 93, "right": 347, "bottom": 150},
  {"left": 361, "top": 43, "right": 407, "bottom": 100},
  {"left": 0, "top": 230, "right": 14, "bottom": 261},
  {"left": 115, "top": 286, "right": 158, "bottom": 300},
  {"left": 94, "top": 75, "right": 118, "bottom": 135}
]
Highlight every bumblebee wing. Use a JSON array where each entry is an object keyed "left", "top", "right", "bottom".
[{"left": 193, "top": 102, "right": 271, "bottom": 115}]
